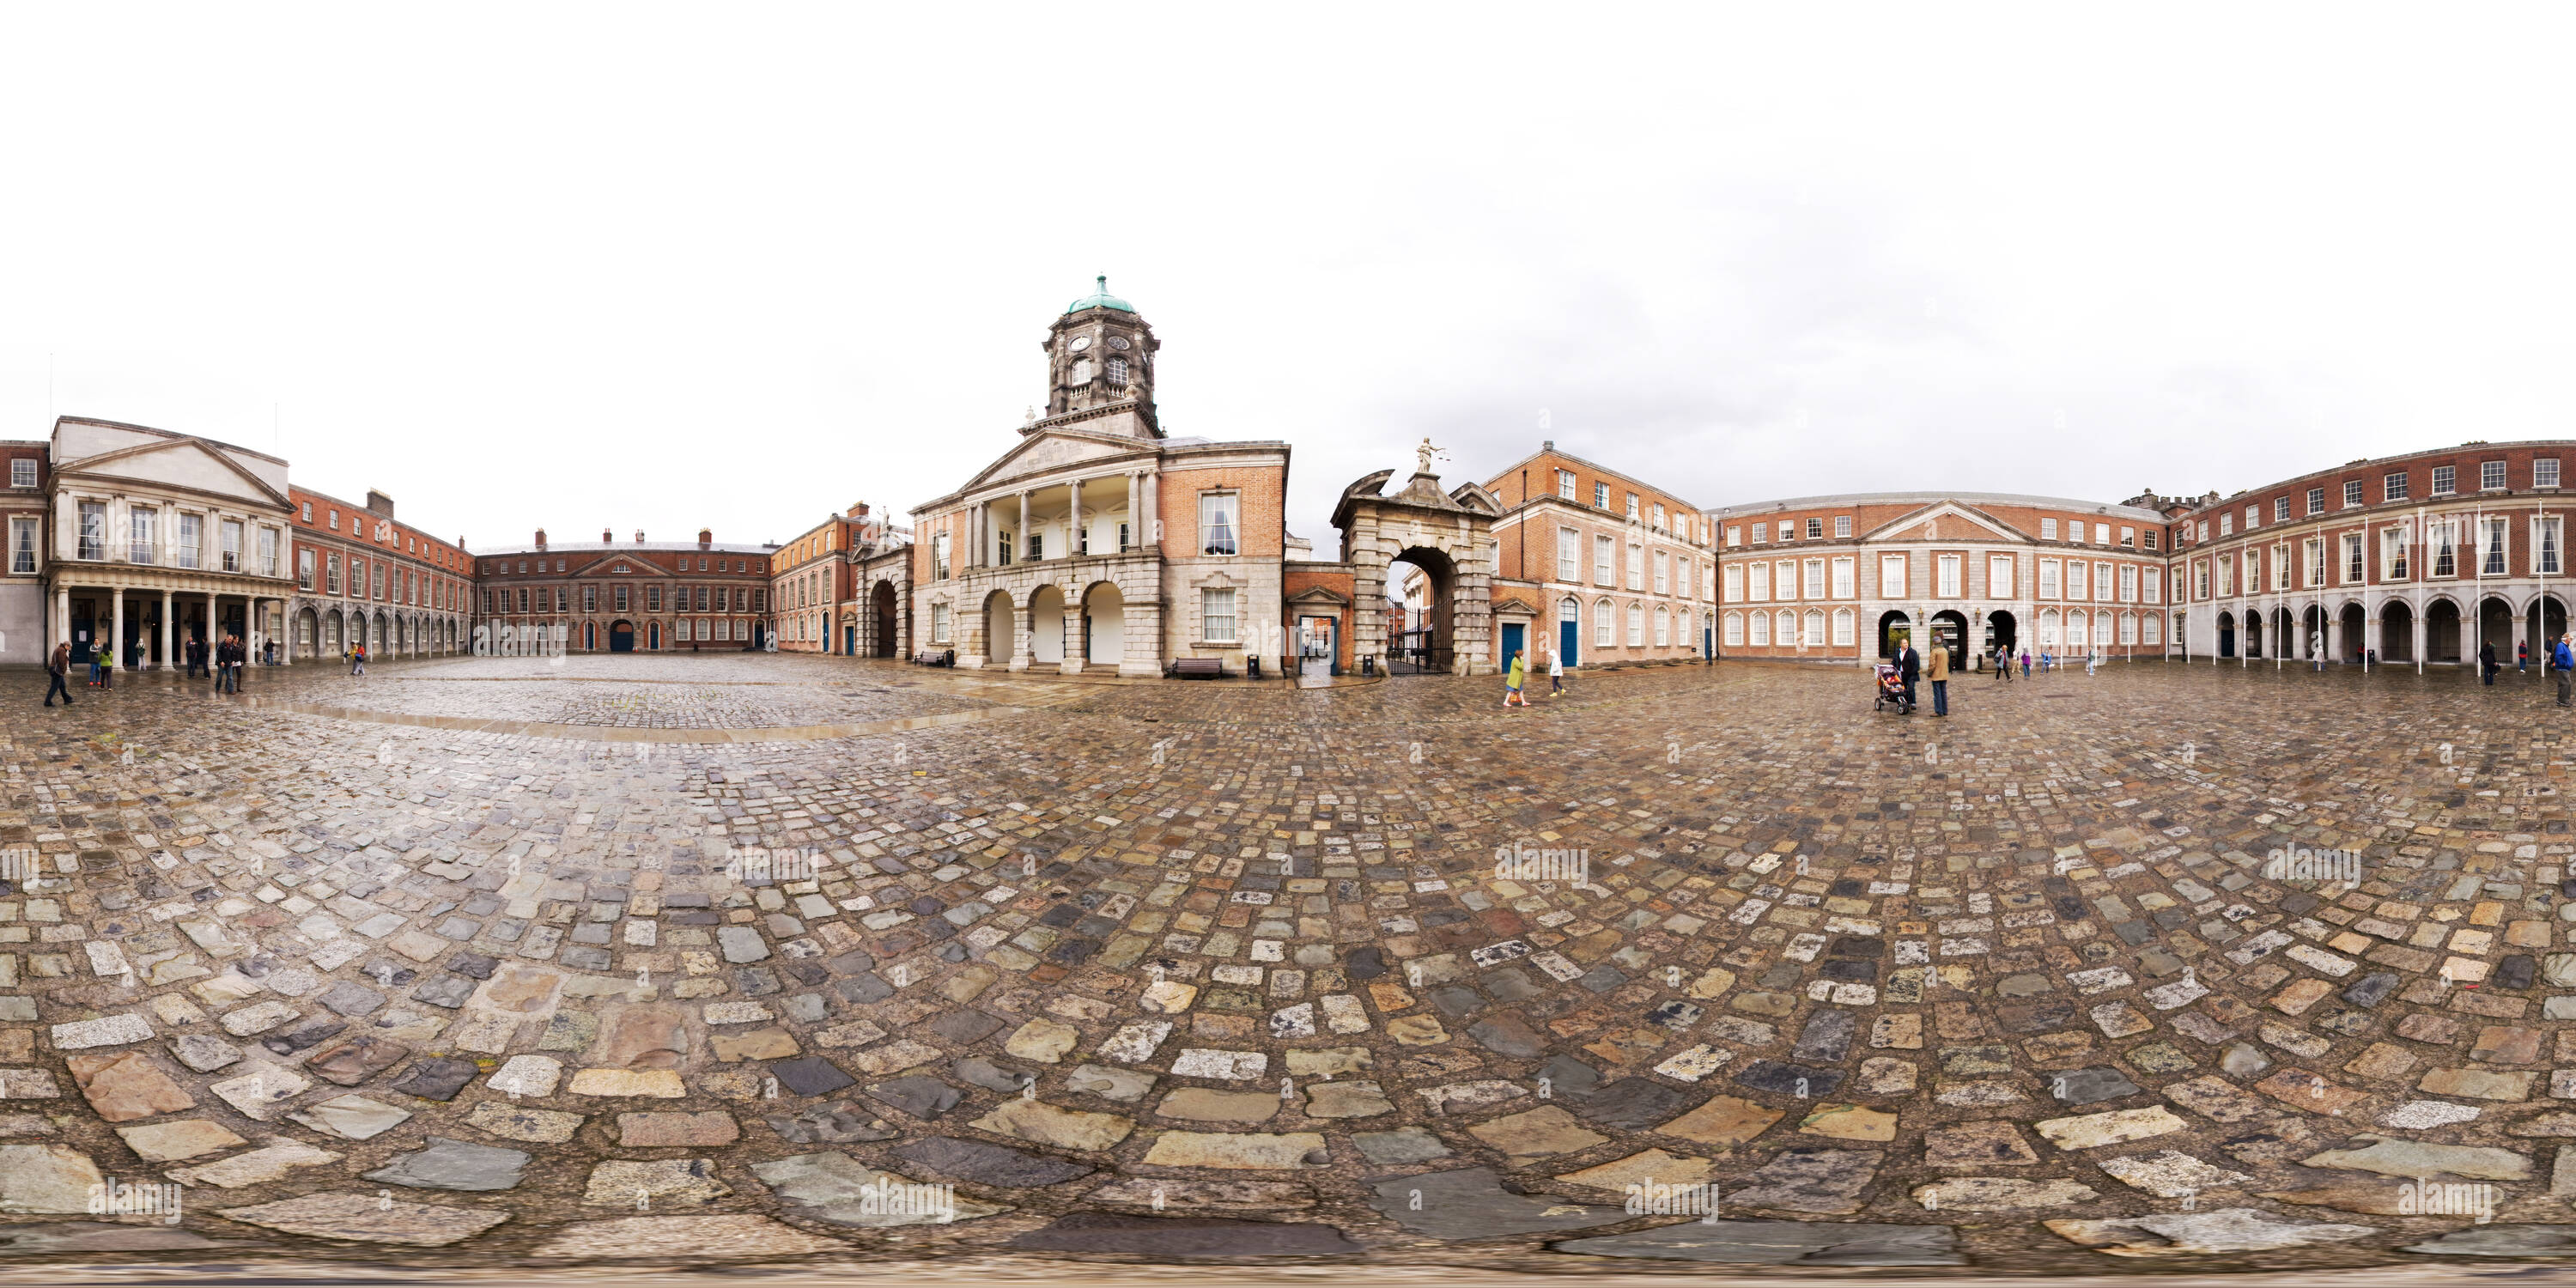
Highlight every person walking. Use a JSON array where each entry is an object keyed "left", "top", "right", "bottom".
[
  {"left": 1547, "top": 647, "right": 1564, "bottom": 698},
  {"left": 44, "top": 641, "right": 73, "bottom": 708},
  {"left": 2019, "top": 648, "right": 2031, "bottom": 678},
  {"left": 1503, "top": 648, "right": 1528, "bottom": 708},
  {"left": 1926, "top": 640, "right": 1951, "bottom": 716},
  {"left": 2518, "top": 640, "right": 2530, "bottom": 674},
  {"left": 226, "top": 635, "right": 245, "bottom": 693},
  {"left": 2481, "top": 641, "right": 2499, "bottom": 686},
  {"left": 1897, "top": 638, "right": 1921, "bottom": 714},
  {"left": 351, "top": 640, "right": 368, "bottom": 677},
  {"left": 1991, "top": 646, "right": 2008, "bottom": 682},
  {"left": 2555, "top": 635, "right": 2574, "bottom": 708}
]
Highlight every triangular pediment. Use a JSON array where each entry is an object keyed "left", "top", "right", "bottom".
[
  {"left": 56, "top": 437, "right": 291, "bottom": 510},
  {"left": 569, "top": 551, "right": 673, "bottom": 579},
  {"left": 1861, "top": 501, "right": 2020, "bottom": 544},
  {"left": 961, "top": 429, "right": 1157, "bottom": 495}
]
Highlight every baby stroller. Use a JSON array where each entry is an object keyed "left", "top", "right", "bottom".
[{"left": 1872, "top": 662, "right": 1913, "bottom": 714}]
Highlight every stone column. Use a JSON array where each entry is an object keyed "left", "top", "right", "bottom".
[
  {"left": 1018, "top": 491, "right": 1031, "bottom": 564},
  {"left": 109, "top": 588, "right": 124, "bottom": 673},
  {"left": 2411, "top": 610, "right": 2427, "bottom": 671},
  {"left": 1061, "top": 589, "right": 1085, "bottom": 676},
  {"left": 1009, "top": 601, "right": 1034, "bottom": 672},
  {"left": 1145, "top": 474, "right": 1161, "bottom": 549},
  {"left": 161, "top": 591, "right": 173, "bottom": 670},
  {"left": 2328, "top": 615, "right": 2343, "bottom": 663},
  {"left": 1069, "top": 478, "right": 1084, "bottom": 556},
  {"left": 2513, "top": 611, "right": 2530, "bottom": 668},
  {"left": 1126, "top": 472, "right": 1140, "bottom": 550},
  {"left": 207, "top": 592, "right": 217, "bottom": 658}
]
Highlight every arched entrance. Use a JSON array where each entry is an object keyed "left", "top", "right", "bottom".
[
  {"left": 1929, "top": 610, "right": 1968, "bottom": 671},
  {"left": 1556, "top": 596, "right": 1582, "bottom": 666},
  {"left": 2215, "top": 611, "right": 2236, "bottom": 659},
  {"left": 298, "top": 608, "right": 319, "bottom": 659},
  {"left": 1030, "top": 585, "right": 1066, "bottom": 665},
  {"left": 1084, "top": 581, "right": 1125, "bottom": 666},
  {"left": 2427, "top": 598, "right": 2463, "bottom": 662},
  {"left": 872, "top": 580, "right": 899, "bottom": 658},
  {"left": 2529, "top": 594, "right": 2570, "bottom": 661},
  {"left": 982, "top": 590, "right": 1014, "bottom": 666},
  {"left": 2339, "top": 603, "right": 2366, "bottom": 660},
  {"left": 2381, "top": 600, "right": 2415, "bottom": 662},
  {"left": 1387, "top": 545, "right": 1456, "bottom": 673},
  {"left": 610, "top": 620, "right": 635, "bottom": 653},
  {"left": 1985, "top": 610, "right": 2017, "bottom": 661},
  {"left": 2243, "top": 609, "right": 2263, "bottom": 658},
  {"left": 2479, "top": 597, "right": 2513, "bottom": 663},
  {"left": 1876, "top": 610, "right": 1912, "bottom": 659},
  {"left": 1334, "top": 466, "right": 1501, "bottom": 674}
]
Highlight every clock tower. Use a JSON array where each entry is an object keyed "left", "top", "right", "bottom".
[{"left": 1038, "top": 276, "right": 1160, "bottom": 437}]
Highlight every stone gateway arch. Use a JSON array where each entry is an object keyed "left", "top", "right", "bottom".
[{"left": 1334, "top": 465, "right": 1501, "bottom": 676}]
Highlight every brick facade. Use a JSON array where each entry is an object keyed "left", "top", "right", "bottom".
[
  {"left": 471, "top": 529, "right": 774, "bottom": 654},
  {"left": 288, "top": 487, "right": 472, "bottom": 660},
  {"left": 1712, "top": 492, "right": 2171, "bottom": 667}
]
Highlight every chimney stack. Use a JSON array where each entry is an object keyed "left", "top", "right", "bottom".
[
  {"left": 698, "top": 528, "right": 713, "bottom": 550},
  {"left": 603, "top": 527, "right": 613, "bottom": 544},
  {"left": 535, "top": 528, "right": 547, "bottom": 551},
  {"left": 635, "top": 530, "right": 645, "bottom": 544},
  {"left": 848, "top": 501, "right": 868, "bottom": 519}
]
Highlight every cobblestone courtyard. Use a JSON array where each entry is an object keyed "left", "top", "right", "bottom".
[{"left": 3, "top": 653, "right": 2575, "bottom": 1274}]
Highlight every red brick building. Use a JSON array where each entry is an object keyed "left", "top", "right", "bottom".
[
  {"left": 472, "top": 528, "right": 775, "bottom": 653},
  {"left": 2168, "top": 440, "right": 2572, "bottom": 666},
  {"left": 1710, "top": 491, "right": 2172, "bottom": 668},
  {"left": 288, "top": 487, "right": 473, "bottom": 659},
  {"left": 1485, "top": 443, "right": 1716, "bottom": 667},
  {"left": 1, "top": 440, "right": 46, "bottom": 665},
  {"left": 770, "top": 502, "right": 911, "bottom": 657}
]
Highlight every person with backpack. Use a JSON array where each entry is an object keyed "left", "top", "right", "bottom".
[{"left": 44, "top": 641, "right": 72, "bottom": 707}]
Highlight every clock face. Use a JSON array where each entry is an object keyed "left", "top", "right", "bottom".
[
  {"left": 1108, "top": 335, "right": 1131, "bottom": 351},
  {"left": 1066, "top": 335, "right": 1091, "bottom": 353}
]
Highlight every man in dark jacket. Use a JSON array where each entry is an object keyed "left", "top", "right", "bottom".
[
  {"left": 1896, "top": 639, "right": 1921, "bottom": 714},
  {"left": 44, "top": 641, "right": 72, "bottom": 707}
]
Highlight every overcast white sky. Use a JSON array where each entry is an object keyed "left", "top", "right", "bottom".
[{"left": 5, "top": 6, "right": 2573, "bottom": 552}]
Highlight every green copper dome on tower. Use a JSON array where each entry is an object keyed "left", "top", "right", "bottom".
[{"left": 1065, "top": 275, "right": 1134, "bottom": 314}]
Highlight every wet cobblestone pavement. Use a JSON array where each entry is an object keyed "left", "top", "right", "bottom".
[{"left": 5, "top": 653, "right": 2576, "bottom": 1275}]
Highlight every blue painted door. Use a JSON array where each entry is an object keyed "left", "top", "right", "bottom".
[
  {"left": 1558, "top": 619, "right": 1578, "bottom": 666},
  {"left": 1501, "top": 623, "right": 1524, "bottom": 670}
]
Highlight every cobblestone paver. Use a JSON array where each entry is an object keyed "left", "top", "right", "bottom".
[{"left": 3, "top": 653, "right": 2574, "bottom": 1271}]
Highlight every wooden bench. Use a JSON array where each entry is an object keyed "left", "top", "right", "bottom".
[
  {"left": 911, "top": 648, "right": 955, "bottom": 668},
  {"left": 1166, "top": 657, "right": 1224, "bottom": 679}
]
